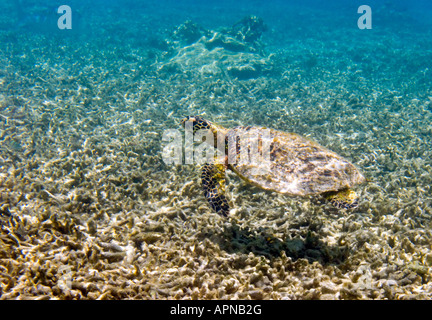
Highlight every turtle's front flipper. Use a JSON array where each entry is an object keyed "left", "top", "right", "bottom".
[
  {"left": 324, "top": 188, "right": 359, "bottom": 209},
  {"left": 201, "top": 163, "right": 230, "bottom": 217}
]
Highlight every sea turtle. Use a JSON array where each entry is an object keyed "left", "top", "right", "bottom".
[{"left": 181, "top": 116, "right": 366, "bottom": 217}]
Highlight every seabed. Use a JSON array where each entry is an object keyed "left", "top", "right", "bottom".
[{"left": 1, "top": 1, "right": 432, "bottom": 300}]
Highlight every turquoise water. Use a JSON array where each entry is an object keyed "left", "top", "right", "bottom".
[{"left": 1, "top": 0, "right": 432, "bottom": 300}]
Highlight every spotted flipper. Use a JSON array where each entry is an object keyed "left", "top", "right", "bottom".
[
  {"left": 201, "top": 163, "right": 230, "bottom": 217},
  {"left": 324, "top": 188, "right": 359, "bottom": 209}
]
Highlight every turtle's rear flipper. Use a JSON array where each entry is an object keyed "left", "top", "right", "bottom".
[
  {"left": 324, "top": 188, "right": 359, "bottom": 209},
  {"left": 201, "top": 163, "right": 230, "bottom": 217}
]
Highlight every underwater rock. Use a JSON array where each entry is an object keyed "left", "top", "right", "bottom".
[
  {"left": 204, "top": 16, "right": 266, "bottom": 54},
  {"left": 158, "top": 16, "right": 271, "bottom": 79},
  {"left": 205, "top": 32, "right": 250, "bottom": 53},
  {"left": 157, "top": 40, "right": 272, "bottom": 80},
  {"left": 228, "top": 15, "right": 267, "bottom": 46},
  {"left": 169, "top": 20, "right": 211, "bottom": 46},
  {"left": 165, "top": 16, "right": 266, "bottom": 53},
  {"left": 227, "top": 64, "right": 264, "bottom": 80}
]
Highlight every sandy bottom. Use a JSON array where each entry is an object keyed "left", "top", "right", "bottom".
[{"left": 1, "top": 8, "right": 432, "bottom": 299}]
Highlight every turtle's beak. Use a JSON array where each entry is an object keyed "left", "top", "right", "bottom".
[{"left": 180, "top": 117, "right": 188, "bottom": 128}]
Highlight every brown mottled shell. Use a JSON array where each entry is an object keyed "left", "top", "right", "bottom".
[{"left": 226, "top": 126, "right": 365, "bottom": 196}]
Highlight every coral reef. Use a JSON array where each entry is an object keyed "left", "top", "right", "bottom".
[
  {"left": 1, "top": 2, "right": 432, "bottom": 300},
  {"left": 158, "top": 16, "right": 273, "bottom": 80}
]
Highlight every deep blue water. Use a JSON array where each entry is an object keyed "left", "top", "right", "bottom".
[
  {"left": 5, "top": 1, "right": 432, "bottom": 38},
  {"left": 4, "top": 1, "right": 432, "bottom": 73},
  {"left": 2, "top": 0, "right": 432, "bottom": 300}
]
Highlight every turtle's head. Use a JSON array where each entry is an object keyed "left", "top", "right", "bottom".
[{"left": 181, "top": 116, "right": 212, "bottom": 133}]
